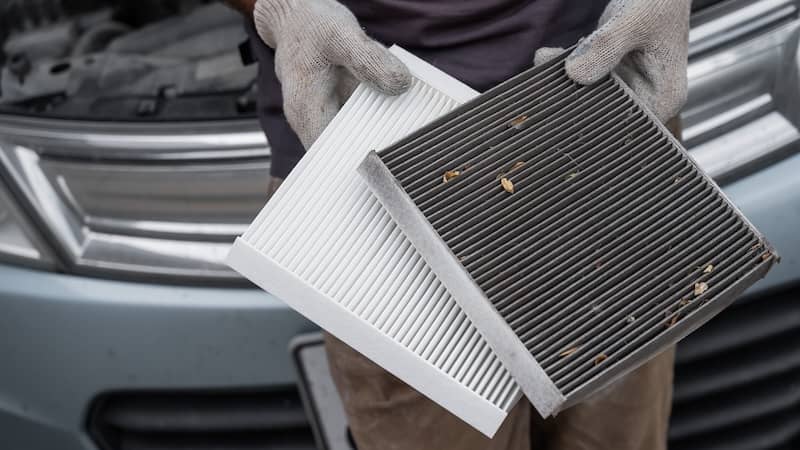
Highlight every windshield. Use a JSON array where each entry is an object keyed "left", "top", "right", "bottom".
[{"left": 0, "top": 0, "right": 257, "bottom": 121}]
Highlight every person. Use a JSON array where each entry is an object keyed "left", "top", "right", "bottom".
[{"left": 226, "top": 1, "right": 690, "bottom": 449}]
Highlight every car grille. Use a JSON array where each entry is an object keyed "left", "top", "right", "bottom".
[
  {"left": 670, "top": 285, "right": 800, "bottom": 450},
  {"left": 359, "top": 50, "right": 778, "bottom": 417},
  {"left": 88, "top": 388, "right": 316, "bottom": 450}
]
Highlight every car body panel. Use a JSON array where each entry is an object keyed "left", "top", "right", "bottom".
[
  {"left": 0, "top": 264, "right": 314, "bottom": 450},
  {"left": 722, "top": 152, "right": 800, "bottom": 295}
]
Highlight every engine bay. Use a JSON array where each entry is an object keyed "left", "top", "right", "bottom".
[{"left": 0, "top": 0, "right": 258, "bottom": 120}]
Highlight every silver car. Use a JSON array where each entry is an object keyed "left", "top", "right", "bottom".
[{"left": 0, "top": 1, "right": 798, "bottom": 449}]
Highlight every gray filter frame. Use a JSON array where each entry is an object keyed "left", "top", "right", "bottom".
[{"left": 359, "top": 51, "right": 779, "bottom": 417}]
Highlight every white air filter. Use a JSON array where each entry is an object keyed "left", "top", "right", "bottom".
[{"left": 226, "top": 47, "right": 521, "bottom": 437}]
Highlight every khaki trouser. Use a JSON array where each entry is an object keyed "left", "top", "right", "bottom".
[
  {"left": 326, "top": 334, "right": 674, "bottom": 450},
  {"left": 270, "top": 119, "right": 682, "bottom": 450}
]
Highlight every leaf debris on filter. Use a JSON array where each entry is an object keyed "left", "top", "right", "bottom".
[
  {"left": 761, "top": 252, "right": 771, "bottom": 262},
  {"left": 509, "top": 115, "right": 529, "bottom": 129},
  {"left": 703, "top": 264, "right": 714, "bottom": 274},
  {"left": 559, "top": 346, "right": 579, "bottom": 357},
  {"left": 501, "top": 177, "right": 515, "bottom": 193},
  {"left": 564, "top": 171, "right": 578, "bottom": 181},
  {"left": 593, "top": 353, "right": 608, "bottom": 366},
  {"left": 694, "top": 282, "right": 709, "bottom": 296},
  {"left": 442, "top": 170, "right": 461, "bottom": 184},
  {"left": 666, "top": 313, "right": 680, "bottom": 328}
]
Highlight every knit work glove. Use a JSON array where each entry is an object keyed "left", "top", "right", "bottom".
[
  {"left": 536, "top": 0, "right": 691, "bottom": 122},
  {"left": 254, "top": 0, "right": 411, "bottom": 148}
]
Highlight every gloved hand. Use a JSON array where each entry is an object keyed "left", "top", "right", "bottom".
[
  {"left": 536, "top": 0, "right": 691, "bottom": 122},
  {"left": 253, "top": 0, "right": 412, "bottom": 148}
]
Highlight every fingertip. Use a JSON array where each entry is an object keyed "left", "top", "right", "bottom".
[
  {"left": 371, "top": 50, "right": 413, "bottom": 96},
  {"left": 379, "top": 68, "right": 412, "bottom": 96},
  {"left": 534, "top": 47, "right": 565, "bottom": 67},
  {"left": 564, "top": 26, "right": 633, "bottom": 85},
  {"left": 564, "top": 56, "right": 604, "bottom": 85},
  {"left": 341, "top": 38, "right": 413, "bottom": 96},
  {"left": 564, "top": 39, "right": 600, "bottom": 85}
]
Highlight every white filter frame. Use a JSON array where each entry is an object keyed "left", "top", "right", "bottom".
[{"left": 227, "top": 47, "right": 521, "bottom": 437}]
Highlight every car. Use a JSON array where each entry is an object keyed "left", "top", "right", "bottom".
[{"left": 0, "top": 1, "right": 797, "bottom": 449}]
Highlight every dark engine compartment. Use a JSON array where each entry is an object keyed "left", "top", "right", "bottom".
[
  {"left": 0, "top": 0, "right": 725, "bottom": 122},
  {"left": 0, "top": 0, "right": 258, "bottom": 120}
]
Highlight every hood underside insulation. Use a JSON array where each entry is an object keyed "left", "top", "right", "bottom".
[
  {"left": 226, "top": 47, "right": 521, "bottom": 437},
  {"left": 359, "top": 50, "right": 778, "bottom": 416}
]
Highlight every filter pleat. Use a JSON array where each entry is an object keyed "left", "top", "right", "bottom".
[
  {"left": 403, "top": 81, "right": 618, "bottom": 197},
  {"left": 472, "top": 156, "right": 694, "bottom": 293},
  {"left": 421, "top": 93, "right": 635, "bottom": 218}
]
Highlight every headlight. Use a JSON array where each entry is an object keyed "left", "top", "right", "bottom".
[{"left": 0, "top": 116, "right": 269, "bottom": 282}]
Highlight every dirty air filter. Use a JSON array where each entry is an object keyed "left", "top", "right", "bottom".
[
  {"left": 359, "top": 50, "right": 779, "bottom": 417},
  {"left": 226, "top": 47, "right": 521, "bottom": 437}
]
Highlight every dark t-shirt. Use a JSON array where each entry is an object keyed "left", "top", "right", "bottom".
[
  {"left": 250, "top": 1, "right": 609, "bottom": 177},
  {"left": 341, "top": 0, "right": 607, "bottom": 90}
]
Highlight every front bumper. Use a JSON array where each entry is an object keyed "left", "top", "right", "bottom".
[
  {"left": 0, "top": 162, "right": 797, "bottom": 450},
  {"left": 0, "top": 265, "right": 315, "bottom": 450}
]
